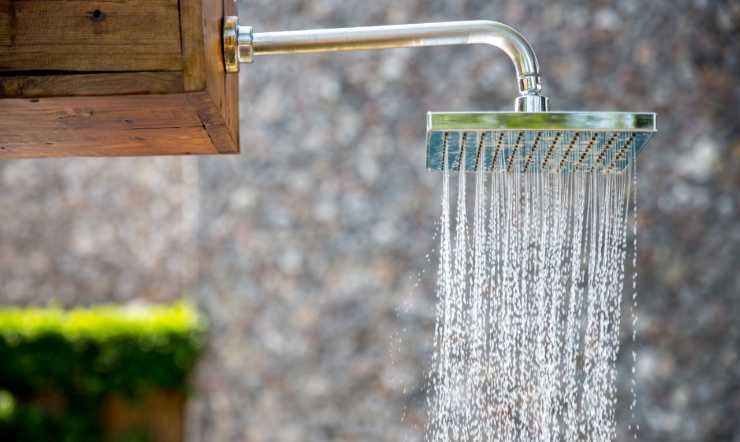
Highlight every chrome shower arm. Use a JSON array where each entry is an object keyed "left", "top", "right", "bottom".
[{"left": 224, "top": 18, "right": 549, "bottom": 112}]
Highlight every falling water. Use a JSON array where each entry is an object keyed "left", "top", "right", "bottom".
[{"left": 426, "top": 152, "right": 637, "bottom": 442}]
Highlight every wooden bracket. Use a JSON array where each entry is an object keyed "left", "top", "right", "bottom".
[{"left": 0, "top": 0, "right": 239, "bottom": 158}]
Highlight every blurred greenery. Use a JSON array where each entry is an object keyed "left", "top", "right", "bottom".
[{"left": 0, "top": 301, "right": 204, "bottom": 442}]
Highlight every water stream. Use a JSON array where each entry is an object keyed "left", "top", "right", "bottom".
[{"left": 426, "top": 162, "right": 636, "bottom": 442}]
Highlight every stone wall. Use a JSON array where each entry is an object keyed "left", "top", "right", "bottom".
[{"left": 1, "top": 1, "right": 738, "bottom": 441}]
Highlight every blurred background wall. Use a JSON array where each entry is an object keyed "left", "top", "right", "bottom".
[{"left": 1, "top": 0, "right": 738, "bottom": 441}]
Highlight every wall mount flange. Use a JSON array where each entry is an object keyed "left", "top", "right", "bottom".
[{"left": 223, "top": 16, "right": 239, "bottom": 73}]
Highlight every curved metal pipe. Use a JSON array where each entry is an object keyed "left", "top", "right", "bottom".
[{"left": 224, "top": 18, "right": 549, "bottom": 111}]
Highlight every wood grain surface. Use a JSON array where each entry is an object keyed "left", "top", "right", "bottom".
[
  {"left": 0, "top": 72, "right": 184, "bottom": 97},
  {"left": 0, "top": 0, "right": 182, "bottom": 71},
  {"left": 0, "top": 0, "right": 240, "bottom": 157},
  {"left": 0, "top": 94, "right": 224, "bottom": 157}
]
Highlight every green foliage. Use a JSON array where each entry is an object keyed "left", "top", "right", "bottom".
[
  {"left": 0, "top": 390, "right": 14, "bottom": 420},
  {"left": 0, "top": 301, "right": 204, "bottom": 442}
]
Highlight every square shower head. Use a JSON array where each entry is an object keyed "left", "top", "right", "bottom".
[{"left": 426, "top": 112, "right": 656, "bottom": 174}]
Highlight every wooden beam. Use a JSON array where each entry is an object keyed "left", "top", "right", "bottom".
[
  {"left": 0, "top": 93, "right": 229, "bottom": 157},
  {"left": 0, "top": 0, "right": 182, "bottom": 71},
  {"left": 0, "top": 0, "right": 10, "bottom": 47},
  {"left": 0, "top": 72, "right": 184, "bottom": 98},
  {"left": 0, "top": 0, "right": 240, "bottom": 157},
  {"left": 201, "top": 0, "right": 239, "bottom": 152},
  {"left": 180, "top": 0, "right": 207, "bottom": 91}
]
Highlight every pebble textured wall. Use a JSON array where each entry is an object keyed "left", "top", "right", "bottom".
[{"left": 1, "top": 1, "right": 738, "bottom": 441}]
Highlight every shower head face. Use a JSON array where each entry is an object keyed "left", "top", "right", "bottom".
[{"left": 426, "top": 112, "right": 656, "bottom": 174}]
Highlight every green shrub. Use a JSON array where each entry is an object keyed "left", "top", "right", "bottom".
[{"left": 0, "top": 301, "right": 204, "bottom": 442}]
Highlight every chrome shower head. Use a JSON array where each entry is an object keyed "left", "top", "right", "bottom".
[{"left": 426, "top": 112, "right": 656, "bottom": 174}]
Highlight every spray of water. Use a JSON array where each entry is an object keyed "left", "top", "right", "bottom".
[{"left": 426, "top": 141, "right": 637, "bottom": 442}]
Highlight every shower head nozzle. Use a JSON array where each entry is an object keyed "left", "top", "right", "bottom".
[{"left": 426, "top": 112, "right": 656, "bottom": 174}]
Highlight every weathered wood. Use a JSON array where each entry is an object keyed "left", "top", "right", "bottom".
[
  {"left": 0, "top": 72, "right": 184, "bottom": 97},
  {"left": 0, "top": 127, "right": 213, "bottom": 158},
  {"left": 202, "top": 0, "right": 239, "bottom": 151},
  {"left": 0, "top": 0, "right": 241, "bottom": 157},
  {"left": 0, "top": 0, "right": 10, "bottom": 46},
  {"left": 1, "top": 47, "right": 183, "bottom": 72},
  {"left": 0, "top": 94, "right": 203, "bottom": 130},
  {"left": 0, "top": 0, "right": 182, "bottom": 71},
  {"left": 185, "top": 92, "right": 237, "bottom": 153},
  {"left": 0, "top": 94, "right": 221, "bottom": 157},
  {"left": 180, "top": 0, "right": 207, "bottom": 91}
]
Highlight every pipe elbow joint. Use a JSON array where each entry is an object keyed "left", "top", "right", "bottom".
[
  {"left": 467, "top": 20, "right": 543, "bottom": 96},
  {"left": 459, "top": 20, "right": 549, "bottom": 111}
]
